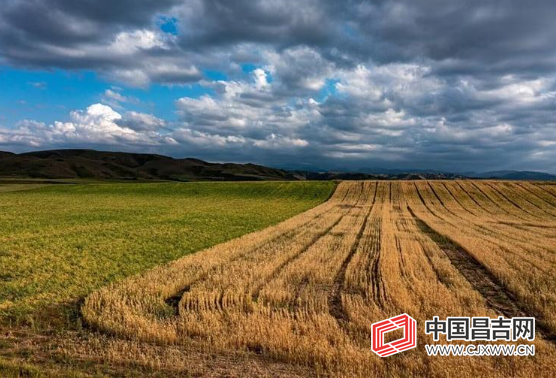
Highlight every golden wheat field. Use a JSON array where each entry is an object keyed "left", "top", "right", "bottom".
[{"left": 80, "top": 181, "right": 556, "bottom": 377}]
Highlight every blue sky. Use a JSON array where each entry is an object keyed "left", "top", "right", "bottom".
[
  {"left": 0, "top": 68, "right": 103, "bottom": 126},
  {"left": 1, "top": 1, "right": 556, "bottom": 173},
  {"left": 0, "top": 67, "right": 217, "bottom": 126}
]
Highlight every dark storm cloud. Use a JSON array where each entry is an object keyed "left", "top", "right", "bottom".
[
  {"left": 1, "top": 1, "right": 556, "bottom": 172},
  {"left": 1, "top": 0, "right": 180, "bottom": 45},
  {"left": 2, "top": 0, "right": 556, "bottom": 75},
  {"left": 175, "top": 0, "right": 344, "bottom": 52},
  {"left": 173, "top": 0, "right": 556, "bottom": 74},
  {"left": 0, "top": 0, "right": 199, "bottom": 85},
  {"left": 350, "top": 1, "right": 556, "bottom": 62}
]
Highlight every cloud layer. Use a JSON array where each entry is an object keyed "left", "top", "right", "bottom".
[{"left": 1, "top": 0, "right": 556, "bottom": 172}]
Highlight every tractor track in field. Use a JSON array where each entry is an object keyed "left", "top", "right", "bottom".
[
  {"left": 414, "top": 183, "right": 553, "bottom": 270},
  {"left": 483, "top": 182, "right": 538, "bottom": 219},
  {"left": 327, "top": 192, "right": 375, "bottom": 322},
  {"left": 408, "top": 206, "right": 556, "bottom": 344},
  {"left": 441, "top": 182, "right": 477, "bottom": 216},
  {"left": 251, "top": 209, "right": 348, "bottom": 305},
  {"left": 251, "top": 183, "right": 370, "bottom": 305},
  {"left": 515, "top": 183, "right": 556, "bottom": 213},
  {"left": 534, "top": 183, "right": 556, "bottom": 202},
  {"left": 470, "top": 182, "right": 514, "bottom": 217},
  {"left": 455, "top": 181, "right": 493, "bottom": 215},
  {"left": 368, "top": 217, "right": 387, "bottom": 308}
]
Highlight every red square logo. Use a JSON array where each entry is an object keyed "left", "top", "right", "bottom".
[{"left": 371, "top": 314, "right": 417, "bottom": 357}]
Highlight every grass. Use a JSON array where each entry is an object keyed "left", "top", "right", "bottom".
[
  {"left": 0, "top": 181, "right": 336, "bottom": 328},
  {"left": 0, "top": 357, "right": 43, "bottom": 378}
]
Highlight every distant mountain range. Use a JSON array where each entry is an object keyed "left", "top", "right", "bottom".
[
  {"left": 0, "top": 149, "right": 555, "bottom": 181},
  {"left": 293, "top": 170, "right": 468, "bottom": 181},
  {"left": 466, "top": 170, "right": 556, "bottom": 181}
]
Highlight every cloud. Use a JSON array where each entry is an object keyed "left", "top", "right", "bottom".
[
  {"left": 175, "top": 69, "right": 320, "bottom": 141},
  {"left": 109, "top": 29, "right": 168, "bottom": 54},
  {"left": 253, "top": 134, "right": 309, "bottom": 149},
  {"left": 3, "top": 1, "right": 556, "bottom": 80},
  {"left": 0, "top": 104, "right": 173, "bottom": 148},
  {"left": 2, "top": 1, "right": 556, "bottom": 172},
  {"left": 252, "top": 68, "right": 269, "bottom": 89},
  {"left": 28, "top": 81, "right": 47, "bottom": 89},
  {"left": 101, "top": 89, "right": 141, "bottom": 108},
  {"left": 172, "top": 128, "right": 246, "bottom": 148},
  {"left": 117, "top": 111, "right": 166, "bottom": 132},
  {"left": 0, "top": 0, "right": 200, "bottom": 87}
]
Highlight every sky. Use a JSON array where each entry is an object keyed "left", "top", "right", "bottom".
[{"left": 0, "top": 1, "right": 555, "bottom": 173}]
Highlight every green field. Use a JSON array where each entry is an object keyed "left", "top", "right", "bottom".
[{"left": 0, "top": 181, "right": 335, "bottom": 329}]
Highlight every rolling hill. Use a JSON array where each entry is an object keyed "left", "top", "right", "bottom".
[{"left": 0, "top": 149, "right": 299, "bottom": 181}]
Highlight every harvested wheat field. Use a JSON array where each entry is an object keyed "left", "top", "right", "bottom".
[{"left": 82, "top": 181, "right": 556, "bottom": 377}]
